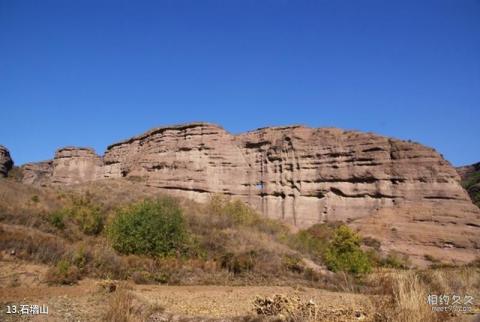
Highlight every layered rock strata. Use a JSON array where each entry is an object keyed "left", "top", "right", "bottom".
[{"left": 19, "top": 123, "right": 480, "bottom": 263}]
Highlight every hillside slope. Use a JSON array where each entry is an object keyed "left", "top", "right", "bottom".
[
  {"left": 8, "top": 123, "right": 480, "bottom": 265},
  {"left": 457, "top": 162, "right": 480, "bottom": 208}
]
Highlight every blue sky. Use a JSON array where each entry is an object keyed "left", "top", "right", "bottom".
[{"left": 0, "top": 0, "right": 479, "bottom": 166}]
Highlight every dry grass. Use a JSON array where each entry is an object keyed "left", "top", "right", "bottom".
[
  {"left": 387, "top": 271, "right": 432, "bottom": 322},
  {"left": 104, "top": 283, "right": 164, "bottom": 322},
  {"left": 371, "top": 267, "right": 480, "bottom": 321},
  {"left": 44, "top": 259, "right": 80, "bottom": 285},
  {"left": 0, "top": 224, "right": 67, "bottom": 264},
  {"left": 2, "top": 178, "right": 479, "bottom": 321}
]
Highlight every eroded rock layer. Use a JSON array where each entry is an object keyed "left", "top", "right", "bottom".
[
  {"left": 0, "top": 145, "right": 13, "bottom": 177},
  {"left": 19, "top": 123, "right": 480, "bottom": 263}
]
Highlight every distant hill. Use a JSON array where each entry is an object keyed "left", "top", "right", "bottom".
[{"left": 457, "top": 162, "right": 480, "bottom": 208}]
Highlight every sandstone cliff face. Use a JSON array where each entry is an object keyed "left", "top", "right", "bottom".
[
  {"left": 0, "top": 145, "right": 13, "bottom": 177},
  {"left": 19, "top": 123, "right": 480, "bottom": 264},
  {"left": 234, "top": 126, "right": 472, "bottom": 225},
  {"left": 103, "top": 124, "right": 252, "bottom": 200},
  {"left": 51, "top": 147, "right": 104, "bottom": 185},
  {"left": 21, "top": 161, "right": 53, "bottom": 186}
]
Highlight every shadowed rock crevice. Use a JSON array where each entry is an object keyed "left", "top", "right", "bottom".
[
  {"left": 0, "top": 145, "right": 13, "bottom": 177},
  {"left": 9, "top": 122, "right": 480, "bottom": 263},
  {"left": 16, "top": 123, "right": 479, "bottom": 229}
]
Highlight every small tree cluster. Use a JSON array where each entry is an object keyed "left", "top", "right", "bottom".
[
  {"left": 323, "top": 225, "right": 372, "bottom": 274},
  {"left": 107, "top": 197, "right": 189, "bottom": 257}
]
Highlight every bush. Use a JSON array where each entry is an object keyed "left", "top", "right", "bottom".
[
  {"left": 323, "top": 225, "right": 372, "bottom": 274},
  {"left": 45, "top": 259, "right": 80, "bottom": 285},
  {"left": 220, "top": 251, "right": 256, "bottom": 275},
  {"left": 381, "top": 251, "right": 411, "bottom": 269},
  {"left": 131, "top": 271, "right": 150, "bottom": 284},
  {"left": 208, "top": 195, "right": 258, "bottom": 227},
  {"left": 107, "top": 198, "right": 189, "bottom": 257},
  {"left": 48, "top": 210, "right": 67, "bottom": 229},
  {"left": 47, "top": 195, "right": 104, "bottom": 235},
  {"left": 70, "top": 196, "right": 103, "bottom": 235},
  {"left": 286, "top": 222, "right": 339, "bottom": 262},
  {"left": 282, "top": 254, "right": 305, "bottom": 273},
  {"left": 69, "top": 244, "right": 91, "bottom": 271}
]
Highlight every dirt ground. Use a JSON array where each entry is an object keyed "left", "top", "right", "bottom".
[
  {"left": 1, "top": 259, "right": 479, "bottom": 321},
  {"left": 0, "top": 259, "right": 378, "bottom": 321}
]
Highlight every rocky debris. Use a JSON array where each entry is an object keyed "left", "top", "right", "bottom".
[
  {"left": 0, "top": 145, "right": 13, "bottom": 177},
  {"left": 18, "top": 122, "right": 480, "bottom": 264},
  {"left": 253, "top": 294, "right": 317, "bottom": 319},
  {"left": 252, "top": 294, "right": 368, "bottom": 321}
]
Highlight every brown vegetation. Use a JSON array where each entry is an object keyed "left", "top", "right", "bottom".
[{"left": 1, "top": 179, "right": 479, "bottom": 321}]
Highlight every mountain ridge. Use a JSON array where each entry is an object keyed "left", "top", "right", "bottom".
[{"left": 2, "top": 122, "right": 479, "bottom": 264}]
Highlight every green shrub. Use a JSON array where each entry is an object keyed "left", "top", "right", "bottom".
[
  {"left": 70, "top": 245, "right": 90, "bottom": 270},
  {"left": 462, "top": 172, "right": 480, "bottom": 190},
  {"left": 288, "top": 230, "right": 325, "bottom": 260},
  {"left": 45, "top": 259, "right": 80, "bottom": 285},
  {"left": 48, "top": 195, "right": 104, "bottom": 235},
  {"left": 323, "top": 225, "right": 372, "bottom": 274},
  {"left": 107, "top": 198, "right": 189, "bottom": 257},
  {"left": 48, "top": 210, "right": 67, "bottom": 229},
  {"left": 303, "top": 268, "right": 321, "bottom": 282},
  {"left": 70, "top": 196, "right": 103, "bottom": 235},
  {"left": 286, "top": 223, "right": 339, "bottom": 261},
  {"left": 208, "top": 195, "right": 258, "bottom": 227},
  {"left": 282, "top": 254, "right": 305, "bottom": 273}
]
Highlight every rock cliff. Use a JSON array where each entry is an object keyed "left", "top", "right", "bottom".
[
  {"left": 0, "top": 145, "right": 13, "bottom": 177},
  {"left": 18, "top": 123, "right": 480, "bottom": 263}
]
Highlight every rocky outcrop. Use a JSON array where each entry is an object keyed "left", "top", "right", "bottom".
[
  {"left": 0, "top": 145, "right": 13, "bottom": 177},
  {"left": 51, "top": 147, "right": 104, "bottom": 185},
  {"left": 22, "top": 147, "right": 103, "bottom": 185},
  {"left": 234, "top": 126, "right": 472, "bottom": 226},
  {"left": 20, "top": 123, "right": 480, "bottom": 264},
  {"left": 21, "top": 161, "right": 53, "bottom": 186}
]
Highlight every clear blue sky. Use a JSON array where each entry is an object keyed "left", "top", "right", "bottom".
[{"left": 1, "top": 0, "right": 479, "bottom": 166}]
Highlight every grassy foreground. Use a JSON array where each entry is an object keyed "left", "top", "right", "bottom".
[{"left": 0, "top": 178, "right": 479, "bottom": 321}]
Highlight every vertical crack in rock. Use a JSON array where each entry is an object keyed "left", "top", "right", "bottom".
[{"left": 15, "top": 122, "right": 480, "bottom": 263}]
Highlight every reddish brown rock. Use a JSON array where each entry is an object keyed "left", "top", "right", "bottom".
[
  {"left": 19, "top": 123, "right": 480, "bottom": 264},
  {"left": 21, "top": 161, "right": 53, "bottom": 186},
  {"left": 51, "top": 147, "right": 104, "bottom": 185}
]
